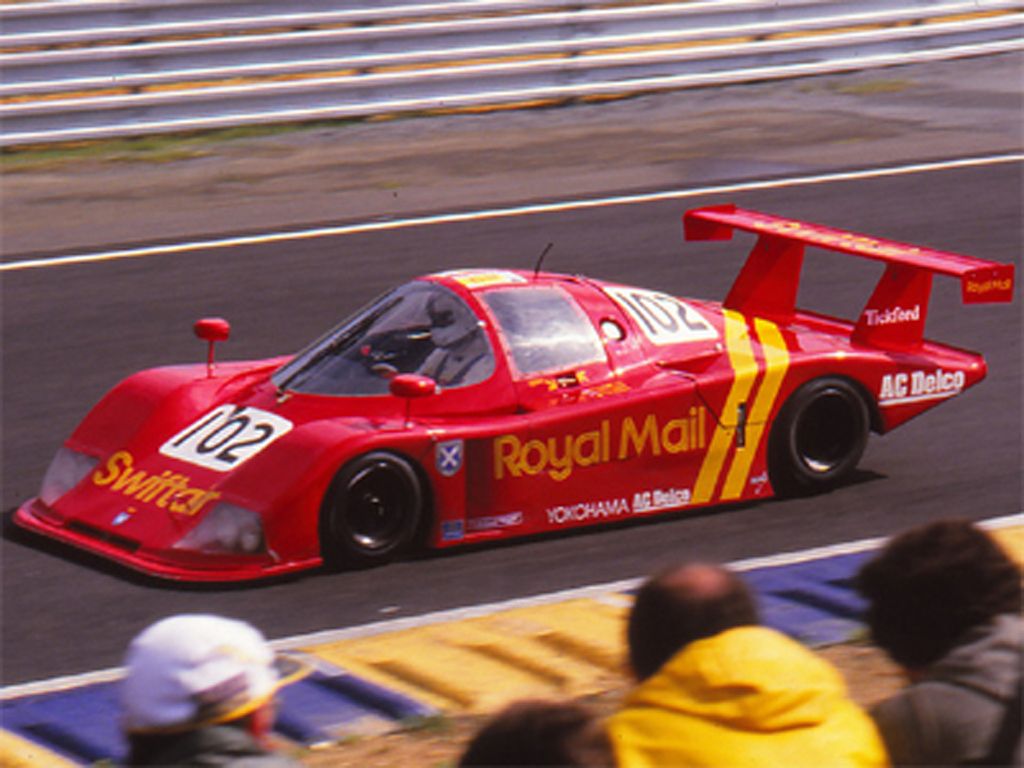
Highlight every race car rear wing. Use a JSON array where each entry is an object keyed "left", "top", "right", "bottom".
[{"left": 683, "top": 205, "right": 1015, "bottom": 351}]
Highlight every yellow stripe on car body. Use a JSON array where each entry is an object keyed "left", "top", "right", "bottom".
[
  {"left": 693, "top": 309, "right": 759, "bottom": 504},
  {"left": 721, "top": 318, "right": 790, "bottom": 500}
]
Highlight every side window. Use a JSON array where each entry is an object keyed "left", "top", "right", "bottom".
[
  {"left": 483, "top": 287, "right": 605, "bottom": 376},
  {"left": 272, "top": 282, "right": 494, "bottom": 395}
]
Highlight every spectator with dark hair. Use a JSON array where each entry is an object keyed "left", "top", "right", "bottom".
[
  {"left": 120, "top": 614, "right": 308, "bottom": 767},
  {"left": 858, "top": 519, "right": 1023, "bottom": 766},
  {"left": 607, "top": 563, "right": 888, "bottom": 767},
  {"left": 459, "top": 699, "right": 613, "bottom": 767}
]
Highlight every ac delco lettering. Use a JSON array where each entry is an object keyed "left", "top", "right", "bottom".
[
  {"left": 93, "top": 451, "right": 221, "bottom": 516},
  {"left": 633, "top": 487, "right": 691, "bottom": 513},
  {"left": 494, "top": 407, "right": 707, "bottom": 482},
  {"left": 879, "top": 368, "right": 965, "bottom": 407}
]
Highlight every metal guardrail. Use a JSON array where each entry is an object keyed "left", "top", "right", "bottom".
[{"left": 1, "top": 0, "right": 1021, "bottom": 147}]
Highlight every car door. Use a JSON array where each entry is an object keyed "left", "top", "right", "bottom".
[{"left": 475, "top": 282, "right": 709, "bottom": 532}]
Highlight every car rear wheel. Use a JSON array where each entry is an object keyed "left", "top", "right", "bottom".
[
  {"left": 768, "top": 377, "right": 870, "bottom": 496},
  {"left": 320, "top": 452, "right": 424, "bottom": 569}
]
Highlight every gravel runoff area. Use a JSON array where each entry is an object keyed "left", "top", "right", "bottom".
[
  {"left": 1, "top": 53, "right": 1020, "bottom": 257},
  {"left": 287, "top": 644, "right": 904, "bottom": 767}
]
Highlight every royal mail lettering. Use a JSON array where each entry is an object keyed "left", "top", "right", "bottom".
[{"left": 494, "top": 407, "right": 707, "bottom": 482}]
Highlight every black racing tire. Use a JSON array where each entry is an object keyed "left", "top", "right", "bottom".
[
  {"left": 768, "top": 377, "right": 870, "bottom": 497},
  {"left": 320, "top": 451, "right": 424, "bottom": 569}
]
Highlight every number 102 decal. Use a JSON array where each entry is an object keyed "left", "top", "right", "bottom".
[
  {"left": 605, "top": 287, "right": 718, "bottom": 345},
  {"left": 160, "top": 405, "right": 293, "bottom": 472}
]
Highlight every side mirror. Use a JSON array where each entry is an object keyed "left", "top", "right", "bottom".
[
  {"left": 391, "top": 374, "right": 437, "bottom": 427},
  {"left": 389, "top": 374, "right": 438, "bottom": 400},
  {"left": 194, "top": 317, "right": 231, "bottom": 377}
]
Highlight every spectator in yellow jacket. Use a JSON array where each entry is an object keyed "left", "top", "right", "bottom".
[{"left": 606, "top": 563, "right": 888, "bottom": 767}]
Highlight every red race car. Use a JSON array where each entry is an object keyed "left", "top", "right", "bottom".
[{"left": 15, "top": 206, "right": 1015, "bottom": 581}]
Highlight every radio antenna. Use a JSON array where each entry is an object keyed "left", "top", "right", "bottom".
[{"left": 533, "top": 242, "right": 554, "bottom": 279}]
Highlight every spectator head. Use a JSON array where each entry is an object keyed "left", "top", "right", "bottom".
[
  {"left": 121, "top": 614, "right": 306, "bottom": 737},
  {"left": 459, "top": 699, "right": 613, "bottom": 767},
  {"left": 627, "top": 563, "right": 759, "bottom": 681},
  {"left": 858, "top": 519, "right": 1022, "bottom": 671}
]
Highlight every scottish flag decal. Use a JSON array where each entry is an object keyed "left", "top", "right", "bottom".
[{"left": 435, "top": 439, "right": 464, "bottom": 477}]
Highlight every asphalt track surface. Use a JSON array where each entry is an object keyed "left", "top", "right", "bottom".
[{"left": 2, "top": 59, "right": 1022, "bottom": 687}]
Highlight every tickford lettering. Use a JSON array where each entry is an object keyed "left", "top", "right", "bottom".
[
  {"left": 92, "top": 450, "right": 221, "bottom": 516},
  {"left": 879, "top": 368, "right": 965, "bottom": 404},
  {"left": 863, "top": 305, "right": 920, "bottom": 327},
  {"left": 547, "top": 498, "right": 630, "bottom": 525},
  {"left": 494, "top": 407, "right": 707, "bottom": 482}
]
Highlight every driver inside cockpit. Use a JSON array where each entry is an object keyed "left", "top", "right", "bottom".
[{"left": 418, "top": 292, "right": 492, "bottom": 387}]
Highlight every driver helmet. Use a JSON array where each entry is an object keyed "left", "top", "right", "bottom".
[{"left": 427, "top": 292, "right": 477, "bottom": 348}]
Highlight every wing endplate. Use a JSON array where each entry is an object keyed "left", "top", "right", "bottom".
[{"left": 683, "top": 205, "right": 1015, "bottom": 350}]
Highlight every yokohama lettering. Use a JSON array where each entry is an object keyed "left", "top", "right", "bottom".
[
  {"left": 93, "top": 451, "right": 221, "bottom": 516},
  {"left": 547, "top": 498, "right": 630, "bottom": 525},
  {"left": 493, "top": 407, "right": 707, "bottom": 482}
]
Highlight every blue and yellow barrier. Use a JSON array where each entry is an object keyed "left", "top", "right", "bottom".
[{"left": 4, "top": 516, "right": 1021, "bottom": 765}]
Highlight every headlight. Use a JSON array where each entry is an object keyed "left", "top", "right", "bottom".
[
  {"left": 40, "top": 448, "right": 99, "bottom": 506},
  {"left": 173, "top": 503, "right": 266, "bottom": 555}
]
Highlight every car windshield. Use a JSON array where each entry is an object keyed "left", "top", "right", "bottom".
[
  {"left": 483, "top": 286, "right": 605, "bottom": 376},
  {"left": 273, "top": 282, "right": 495, "bottom": 395}
]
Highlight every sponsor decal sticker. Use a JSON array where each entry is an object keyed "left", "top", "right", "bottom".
[
  {"left": 441, "top": 520, "right": 465, "bottom": 541},
  {"left": 435, "top": 439, "right": 464, "bottom": 477},
  {"left": 493, "top": 407, "right": 707, "bottom": 482},
  {"left": 581, "top": 380, "right": 631, "bottom": 400},
  {"left": 467, "top": 511, "right": 524, "bottom": 532},
  {"left": 527, "top": 375, "right": 630, "bottom": 399},
  {"left": 751, "top": 219, "right": 923, "bottom": 261},
  {"left": 604, "top": 287, "right": 718, "bottom": 345},
  {"left": 547, "top": 486, "right": 692, "bottom": 525},
  {"left": 160, "top": 405, "right": 292, "bottom": 472},
  {"left": 632, "top": 487, "right": 691, "bottom": 514},
  {"left": 879, "top": 368, "right": 965, "bottom": 406},
  {"left": 862, "top": 304, "right": 920, "bottom": 327},
  {"left": 437, "top": 269, "right": 527, "bottom": 289},
  {"left": 965, "top": 277, "right": 1012, "bottom": 296},
  {"left": 93, "top": 451, "right": 221, "bottom": 516},
  {"left": 111, "top": 509, "right": 134, "bottom": 527},
  {"left": 547, "top": 498, "right": 630, "bottom": 525},
  {"left": 749, "top": 471, "right": 771, "bottom": 495}
]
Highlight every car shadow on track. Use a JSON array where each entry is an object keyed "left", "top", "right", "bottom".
[
  {"left": 411, "top": 467, "right": 889, "bottom": 563},
  {"left": 1, "top": 468, "right": 886, "bottom": 590},
  {"left": 0, "top": 507, "right": 308, "bottom": 592}
]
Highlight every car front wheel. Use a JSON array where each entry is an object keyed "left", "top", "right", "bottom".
[
  {"left": 320, "top": 451, "right": 424, "bottom": 569},
  {"left": 768, "top": 377, "right": 871, "bottom": 496}
]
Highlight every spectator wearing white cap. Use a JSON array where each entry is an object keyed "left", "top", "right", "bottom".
[{"left": 120, "top": 614, "right": 307, "bottom": 767}]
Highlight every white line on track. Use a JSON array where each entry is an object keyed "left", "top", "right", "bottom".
[
  {"left": 3, "top": 153, "right": 1021, "bottom": 273},
  {"left": 4, "top": 512, "right": 1021, "bottom": 699}
]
